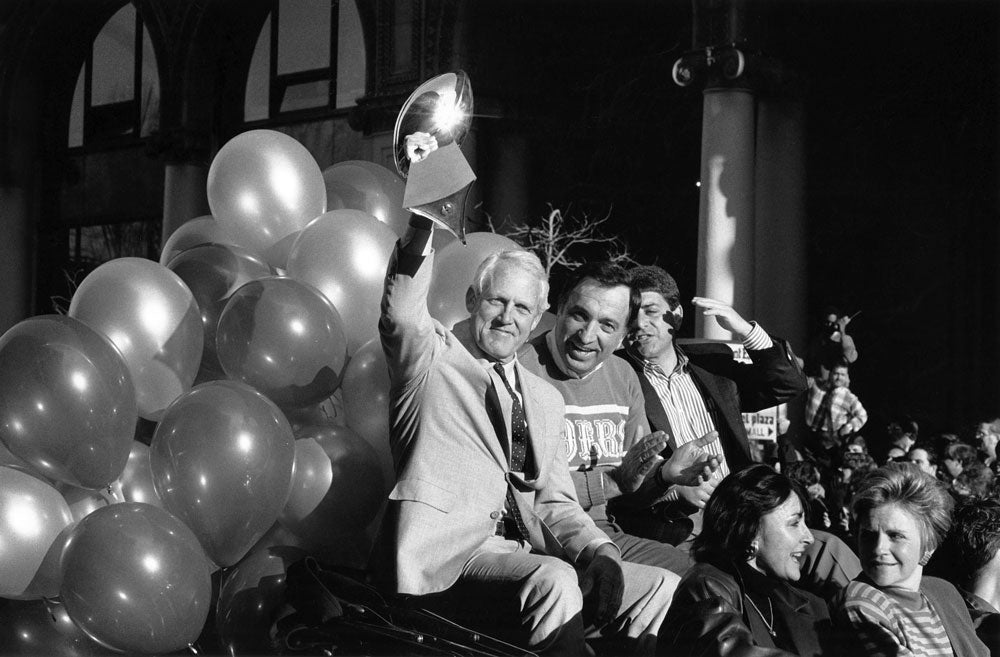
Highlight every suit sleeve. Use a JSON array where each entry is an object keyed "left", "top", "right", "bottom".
[
  {"left": 729, "top": 338, "right": 808, "bottom": 413},
  {"left": 379, "top": 244, "right": 441, "bottom": 390}
]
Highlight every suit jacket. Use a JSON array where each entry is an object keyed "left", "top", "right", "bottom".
[
  {"left": 659, "top": 560, "right": 833, "bottom": 657},
  {"left": 376, "top": 247, "right": 610, "bottom": 596},
  {"left": 619, "top": 339, "right": 806, "bottom": 475}
]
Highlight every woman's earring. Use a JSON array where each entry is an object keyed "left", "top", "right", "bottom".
[
  {"left": 745, "top": 542, "right": 758, "bottom": 561},
  {"left": 918, "top": 549, "right": 933, "bottom": 566}
]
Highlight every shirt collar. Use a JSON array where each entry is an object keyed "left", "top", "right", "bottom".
[
  {"left": 545, "top": 329, "right": 603, "bottom": 380},
  {"left": 625, "top": 341, "right": 689, "bottom": 376}
]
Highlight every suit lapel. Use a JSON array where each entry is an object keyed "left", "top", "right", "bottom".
[{"left": 688, "top": 362, "right": 752, "bottom": 467}]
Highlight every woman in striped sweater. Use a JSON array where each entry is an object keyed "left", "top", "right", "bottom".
[{"left": 835, "top": 463, "right": 989, "bottom": 657}]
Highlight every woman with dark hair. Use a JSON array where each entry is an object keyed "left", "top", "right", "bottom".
[
  {"left": 658, "top": 464, "right": 833, "bottom": 656},
  {"left": 835, "top": 463, "right": 989, "bottom": 656}
]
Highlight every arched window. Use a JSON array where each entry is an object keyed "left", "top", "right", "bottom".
[
  {"left": 244, "top": 0, "right": 365, "bottom": 122},
  {"left": 68, "top": 3, "right": 160, "bottom": 148}
]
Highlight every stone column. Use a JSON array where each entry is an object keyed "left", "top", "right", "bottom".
[{"left": 695, "top": 87, "right": 756, "bottom": 339}]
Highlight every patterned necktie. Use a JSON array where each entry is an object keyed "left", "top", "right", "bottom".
[
  {"left": 493, "top": 362, "right": 532, "bottom": 539},
  {"left": 811, "top": 387, "right": 834, "bottom": 434}
]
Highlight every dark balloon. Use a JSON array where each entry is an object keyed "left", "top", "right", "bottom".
[
  {"left": 59, "top": 503, "right": 213, "bottom": 654},
  {"left": 217, "top": 276, "right": 348, "bottom": 408},
  {"left": 0, "top": 315, "right": 137, "bottom": 489},
  {"left": 150, "top": 381, "right": 296, "bottom": 567},
  {"left": 166, "top": 242, "right": 273, "bottom": 378}
]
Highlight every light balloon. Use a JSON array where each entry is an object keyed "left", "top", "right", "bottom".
[
  {"left": 427, "top": 232, "right": 523, "bottom": 328},
  {"left": 159, "top": 216, "right": 236, "bottom": 266},
  {"left": 340, "top": 337, "right": 394, "bottom": 487},
  {"left": 117, "top": 441, "right": 163, "bottom": 508},
  {"left": 0, "top": 466, "right": 74, "bottom": 598},
  {"left": 0, "top": 315, "right": 137, "bottom": 488},
  {"left": 207, "top": 130, "right": 326, "bottom": 267},
  {"left": 216, "top": 277, "right": 348, "bottom": 408},
  {"left": 68, "top": 257, "right": 204, "bottom": 421},
  {"left": 323, "top": 160, "right": 410, "bottom": 238},
  {"left": 150, "top": 381, "right": 295, "bottom": 567},
  {"left": 166, "top": 243, "right": 273, "bottom": 378},
  {"left": 60, "top": 503, "right": 213, "bottom": 654},
  {"left": 286, "top": 210, "right": 397, "bottom": 355}
]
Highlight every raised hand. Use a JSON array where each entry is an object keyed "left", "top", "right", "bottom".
[{"left": 692, "top": 297, "right": 754, "bottom": 341}]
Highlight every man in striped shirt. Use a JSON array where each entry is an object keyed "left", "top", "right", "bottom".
[{"left": 619, "top": 265, "right": 808, "bottom": 550}]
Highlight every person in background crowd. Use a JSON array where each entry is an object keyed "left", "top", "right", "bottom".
[
  {"left": 804, "top": 306, "right": 859, "bottom": 380},
  {"left": 784, "top": 461, "right": 831, "bottom": 530},
  {"left": 885, "top": 446, "right": 906, "bottom": 464},
  {"left": 659, "top": 464, "right": 834, "bottom": 657},
  {"left": 835, "top": 463, "right": 989, "bottom": 657},
  {"left": 804, "top": 363, "right": 868, "bottom": 467},
  {"left": 975, "top": 418, "right": 1000, "bottom": 470},
  {"left": 942, "top": 442, "right": 979, "bottom": 484},
  {"left": 377, "top": 217, "right": 675, "bottom": 655},
  {"left": 933, "top": 498, "right": 1000, "bottom": 656},
  {"left": 952, "top": 462, "right": 995, "bottom": 501},
  {"left": 885, "top": 417, "right": 919, "bottom": 461},
  {"left": 825, "top": 450, "right": 878, "bottom": 542},
  {"left": 907, "top": 445, "right": 939, "bottom": 478},
  {"left": 519, "top": 261, "right": 720, "bottom": 578}
]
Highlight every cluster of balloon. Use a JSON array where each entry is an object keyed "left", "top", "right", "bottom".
[
  {"left": 216, "top": 276, "right": 348, "bottom": 408},
  {"left": 68, "top": 258, "right": 203, "bottom": 421},
  {"left": 427, "top": 232, "right": 523, "bottom": 329}
]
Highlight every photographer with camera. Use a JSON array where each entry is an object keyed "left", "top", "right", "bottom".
[{"left": 805, "top": 306, "right": 858, "bottom": 379}]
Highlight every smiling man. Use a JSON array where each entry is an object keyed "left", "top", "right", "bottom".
[{"left": 519, "top": 261, "right": 719, "bottom": 577}]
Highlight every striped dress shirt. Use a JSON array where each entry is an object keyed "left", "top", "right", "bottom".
[{"left": 636, "top": 323, "right": 773, "bottom": 485}]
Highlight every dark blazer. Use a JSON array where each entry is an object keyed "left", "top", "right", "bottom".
[
  {"left": 659, "top": 560, "right": 833, "bottom": 657},
  {"left": 619, "top": 338, "right": 806, "bottom": 474}
]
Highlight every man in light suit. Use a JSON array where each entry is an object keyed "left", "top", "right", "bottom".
[{"left": 376, "top": 216, "right": 675, "bottom": 656}]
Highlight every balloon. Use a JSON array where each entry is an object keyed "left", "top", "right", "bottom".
[
  {"left": 68, "top": 257, "right": 204, "bottom": 421},
  {"left": 216, "top": 545, "right": 305, "bottom": 656},
  {"left": 427, "top": 232, "right": 523, "bottom": 328},
  {"left": 0, "top": 598, "right": 114, "bottom": 656},
  {"left": 0, "top": 466, "right": 74, "bottom": 598},
  {"left": 0, "top": 315, "right": 137, "bottom": 488},
  {"left": 340, "top": 338, "right": 394, "bottom": 488},
  {"left": 166, "top": 243, "right": 274, "bottom": 378},
  {"left": 57, "top": 483, "right": 122, "bottom": 523},
  {"left": 60, "top": 503, "right": 212, "bottom": 654},
  {"left": 150, "top": 381, "right": 295, "bottom": 567},
  {"left": 216, "top": 277, "right": 348, "bottom": 408},
  {"left": 207, "top": 130, "right": 326, "bottom": 267},
  {"left": 117, "top": 441, "right": 163, "bottom": 508},
  {"left": 323, "top": 160, "right": 410, "bottom": 238},
  {"left": 286, "top": 210, "right": 397, "bottom": 355},
  {"left": 159, "top": 215, "right": 236, "bottom": 266},
  {"left": 5, "top": 523, "right": 74, "bottom": 601},
  {"left": 279, "top": 425, "right": 385, "bottom": 567}
]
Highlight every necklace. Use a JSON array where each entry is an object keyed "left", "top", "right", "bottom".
[{"left": 743, "top": 593, "right": 777, "bottom": 638}]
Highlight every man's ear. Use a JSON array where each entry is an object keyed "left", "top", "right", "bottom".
[{"left": 465, "top": 286, "right": 477, "bottom": 313}]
